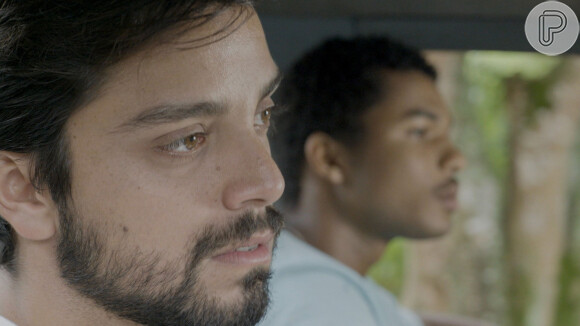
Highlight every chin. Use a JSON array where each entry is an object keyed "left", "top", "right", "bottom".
[
  {"left": 400, "top": 214, "right": 452, "bottom": 239},
  {"left": 422, "top": 215, "right": 453, "bottom": 238},
  {"left": 426, "top": 226, "right": 451, "bottom": 238}
]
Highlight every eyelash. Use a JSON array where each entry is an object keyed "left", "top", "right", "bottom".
[
  {"left": 158, "top": 104, "right": 281, "bottom": 158},
  {"left": 255, "top": 105, "right": 279, "bottom": 130},
  {"left": 160, "top": 132, "right": 207, "bottom": 155},
  {"left": 409, "top": 128, "right": 429, "bottom": 138},
  {"left": 263, "top": 104, "right": 288, "bottom": 133}
]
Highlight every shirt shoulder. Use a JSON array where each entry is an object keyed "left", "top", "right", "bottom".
[
  {"left": 0, "top": 316, "right": 16, "bottom": 326},
  {"left": 261, "top": 266, "right": 379, "bottom": 326},
  {"left": 260, "top": 231, "right": 423, "bottom": 326}
]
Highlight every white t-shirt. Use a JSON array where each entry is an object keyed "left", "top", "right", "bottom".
[
  {"left": 0, "top": 316, "right": 16, "bottom": 326},
  {"left": 259, "top": 231, "right": 423, "bottom": 326}
]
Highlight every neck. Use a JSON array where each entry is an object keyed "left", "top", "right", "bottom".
[
  {"left": 0, "top": 268, "right": 15, "bottom": 321},
  {"left": 288, "top": 179, "right": 387, "bottom": 275},
  {"left": 0, "top": 239, "right": 138, "bottom": 326}
]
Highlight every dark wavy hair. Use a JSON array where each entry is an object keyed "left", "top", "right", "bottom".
[
  {"left": 0, "top": 0, "right": 255, "bottom": 268},
  {"left": 270, "top": 35, "right": 437, "bottom": 209}
]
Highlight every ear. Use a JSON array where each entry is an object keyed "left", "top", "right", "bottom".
[
  {"left": 303, "top": 132, "right": 351, "bottom": 185},
  {"left": 0, "top": 152, "right": 57, "bottom": 241}
]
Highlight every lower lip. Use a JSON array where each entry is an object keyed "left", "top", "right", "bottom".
[{"left": 212, "top": 244, "right": 271, "bottom": 265}]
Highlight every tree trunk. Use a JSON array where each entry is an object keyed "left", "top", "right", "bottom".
[{"left": 505, "top": 58, "right": 580, "bottom": 326}]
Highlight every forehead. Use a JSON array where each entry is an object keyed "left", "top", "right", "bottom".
[
  {"left": 364, "top": 70, "right": 448, "bottom": 124},
  {"left": 73, "top": 9, "right": 275, "bottom": 124},
  {"left": 382, "top": 70, "right": 442, "bottom": 111}
]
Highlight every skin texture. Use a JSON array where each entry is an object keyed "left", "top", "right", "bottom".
[
  {"left": 0, "top": 8, "right": 284, "bottom": 326},
  {"left": 291, "top": 70, "right": 466, "bottom": 275}
]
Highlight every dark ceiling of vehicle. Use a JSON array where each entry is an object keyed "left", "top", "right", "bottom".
[{"left": 257, "top": 0, "right": 580, "bottom": 69}]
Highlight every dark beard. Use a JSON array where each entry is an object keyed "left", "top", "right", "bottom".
[{"left": 56, "top": 205, "right": 284, "bottom": 326}]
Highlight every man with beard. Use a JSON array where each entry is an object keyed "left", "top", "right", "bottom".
[
  {"left": 0, "top": 1, "right": 285, "bottom": 325},
  {"left": 260, "top": 36, "right": 468, "bottom": 325}
]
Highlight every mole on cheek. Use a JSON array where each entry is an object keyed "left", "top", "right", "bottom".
[{"left": 122, "top": 226, "right": 129, "bottom": 233}]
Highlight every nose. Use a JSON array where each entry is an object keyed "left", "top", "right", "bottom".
[
  {"left": 221, "top": 135, "right": 285, "bottom": 211},
  {"left": 440, "top": 143, "right": 466, "bottom": 175}
]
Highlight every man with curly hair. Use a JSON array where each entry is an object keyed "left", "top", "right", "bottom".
[{"left": 0, "top": 1, "right": 285, "bottom": 325}]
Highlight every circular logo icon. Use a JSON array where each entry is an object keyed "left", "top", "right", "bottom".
[{"left": 525, "top": 1, "right": 579, "bottom": 56}]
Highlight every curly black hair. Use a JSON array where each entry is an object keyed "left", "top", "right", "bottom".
[{"left": 270, "top": 35, "right": 437, "bottom": 209}]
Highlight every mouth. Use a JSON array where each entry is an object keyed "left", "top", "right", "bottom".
[
  {"left": 211, "top": 230, "right": 275, "bottom": 266},
  {"left": 434, "top": 179, "right": 459, "bottom": 212}
]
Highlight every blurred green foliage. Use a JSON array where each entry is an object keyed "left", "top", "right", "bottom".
[
  {"left": 460, "top": 51, "right": 562, "bottom": 179},
  {"left": 367, "top": 237, "right": 406, "bottom": 297}
]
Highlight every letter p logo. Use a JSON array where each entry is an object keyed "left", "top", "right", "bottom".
[
  {"left": 526, "top": 1, "right": 579, "bottom": 56},
  {"left": 539, "top": 10, "right": 567, "bottom": 46}
]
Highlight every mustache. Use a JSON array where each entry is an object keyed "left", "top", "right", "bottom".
[{"left": 190, "top": 206, "right": 284, "bottom": 263}]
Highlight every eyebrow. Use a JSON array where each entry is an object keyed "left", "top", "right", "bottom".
[
  {"left": 401, "top": 108, "right": 438, "bottom": 121},
  {"left": 113, "top": 69, "right": 283, "bottom": 133}
]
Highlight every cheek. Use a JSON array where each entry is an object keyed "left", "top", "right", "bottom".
[
  {"left": 69, "top": 148, "right": 225, "bottom": 256},
  {"left": 406, "top": 153, "right": 438, "bottom": 182},
  {"left": 364, "top": 149, "right": 436, "bottom": 200}
]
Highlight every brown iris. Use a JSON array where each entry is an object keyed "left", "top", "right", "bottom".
[
  {"left": 184, "top": 134, "right": 205, "bottom": 150},
  {"left": 261, "top": 108, "right": 271, "bottom": 124}
]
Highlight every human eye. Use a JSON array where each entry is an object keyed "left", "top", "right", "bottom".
[
  {"left": 160, "top": 132, "right": 207, "bottom": 154},
  {"left": 254, "top": 106, "right": 275, "bottom": 128},
  {"left": 409, "top": 128, "right": 428, "bottom": 139}
]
